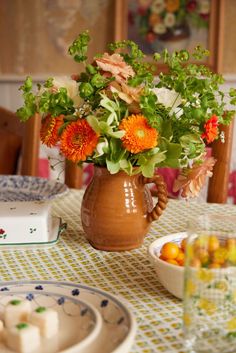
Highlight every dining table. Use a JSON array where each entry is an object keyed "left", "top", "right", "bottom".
[{"left": 1, "top": 189, "right": 236, "bottom": 353}]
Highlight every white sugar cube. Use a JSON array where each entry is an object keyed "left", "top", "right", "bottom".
[
  {"left": 4, "top": 299, "right": 31, "bottom": 328},
  {"left": 30, "top": 306, "right": 59, "bottom": 338},
  {"left": 6, "top": 322, "right": 40, "bottom": 353}
]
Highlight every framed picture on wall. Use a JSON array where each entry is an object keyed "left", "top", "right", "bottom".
[{"left": 114, "top": 0, "right": 223, "bottom": 72}]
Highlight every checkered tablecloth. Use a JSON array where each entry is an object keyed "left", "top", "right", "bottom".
[{"left": 1, "top": 190, "right": 236, "bottom": 353}]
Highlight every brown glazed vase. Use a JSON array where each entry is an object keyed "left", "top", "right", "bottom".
[{"left": 81, "top": 166, "right": 168, "bottom": 251}]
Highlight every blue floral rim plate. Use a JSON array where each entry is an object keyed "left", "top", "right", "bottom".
[
  {"left": 0, "top": 175, "right": 69, "bottom": 201},
  {"left": 0, "top": 280, "right": 137, "bottom": 353}
]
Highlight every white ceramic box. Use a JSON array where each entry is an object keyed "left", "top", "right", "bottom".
[
  {"left": 0, "top": 176, "right": 67, "bottom": 247},
  {"left": 0, "top": 201, "right": 54, "bottom": 245}
]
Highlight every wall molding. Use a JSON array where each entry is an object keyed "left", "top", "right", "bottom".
[{"left": 0, "top": 75, "right": 54, "bottom": 83}]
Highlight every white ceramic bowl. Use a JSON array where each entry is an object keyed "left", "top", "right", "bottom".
[{"left": 148, "top": 232, "right": 187, "bottom": 300}]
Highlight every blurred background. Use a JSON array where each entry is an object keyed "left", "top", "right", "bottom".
[{"left": 0, "top": 0, "right": 236, "bottom": 201}]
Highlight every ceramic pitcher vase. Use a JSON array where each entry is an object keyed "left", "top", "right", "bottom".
[{"left": 81, "top": 166, "right": 168, "bottom": 251}]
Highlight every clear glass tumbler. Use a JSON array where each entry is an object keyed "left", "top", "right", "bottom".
[{"left": 183, "top": 214, "right": 236, "bottom": 353}]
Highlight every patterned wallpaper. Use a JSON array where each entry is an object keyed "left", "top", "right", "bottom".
[
  {"left": 0, "top": 0, "right": 113, "bottom": 76},
  {"left": 1, "top": 0, "right": 236, "bottom": 76}
]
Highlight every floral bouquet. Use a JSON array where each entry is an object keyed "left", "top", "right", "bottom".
[
  {"left": 17, "top": 30, "right": 236, "bottom": 198},
  {"left": 131, "top": 0, "right": 210, "bottom": 44}
]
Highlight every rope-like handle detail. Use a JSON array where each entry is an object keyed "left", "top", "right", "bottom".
[{"left": 141, "top": 174, "right": 168, "bottom": 223}]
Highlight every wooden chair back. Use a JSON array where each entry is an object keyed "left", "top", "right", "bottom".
[
  {"left": 207, "top": 122, "right": 234, "bottom": 203},
  {"left": 0, "top": 106, "right": 24, "bottom": 174},
  {"left": 0, "top": 106, "right": 83, "bottom": 188},
  {"left": 0, "top": 106, "right": 42, "bottom": 176}
]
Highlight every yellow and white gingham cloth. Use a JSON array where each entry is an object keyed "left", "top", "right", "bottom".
[{"left": 1, "top": 190, "right": 236, "bottom": 353}]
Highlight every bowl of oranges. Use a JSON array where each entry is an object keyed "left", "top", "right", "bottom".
[
  {"left": 148, "top": 231, "right": 236, "bottom": 300},
  {"left": 148, "top": 232, "right": 187, "bottom": 299}
]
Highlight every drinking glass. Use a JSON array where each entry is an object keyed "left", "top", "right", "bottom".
[{"left": 183, "top": 214, "right": 236, "bottom": 353}]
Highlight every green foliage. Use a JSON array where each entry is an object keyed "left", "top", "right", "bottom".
[
  {"left": 159, "top": 139, "right": 182, "bottom": 168},
  {"left": 68, "top": 30, "right": 90, "bottom": 63},
  {"left": 16, "top": 77, "right": 36, "bottom": 121},
  {"left": 154, "top": 46, "right": 231, "bottom": 135},
  {"left": 138, "top": 149, "right": 166, "bottom": 177},
  {"left": 230, "top": 88, "right": 236, "bottom": 105},
  {"left": 39, "top": 88, "right": 75, "bottom": 117},
  {"left": 17, "top": 76, "right": 76, "bottom": 120},
  {"left": 79, "top": 82, "right": 94, "bottom": 98}
]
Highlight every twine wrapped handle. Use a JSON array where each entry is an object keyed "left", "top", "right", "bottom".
[{"left": 140, "top": 174, "right": 168, "bottom": 223}]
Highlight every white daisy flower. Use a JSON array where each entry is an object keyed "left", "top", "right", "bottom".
[
  {"left": 199, "top": 0, "right": 210, "bottom": 15},
  {"left": 153, "top": 23, "right": 166, "bottom": 34},
  {"left": 53, "top": 77, "right": 82, "bottom": 107},
  {"left": 220, "top": 131, "right": 225, "bottom": 143},
  {"left": 95, "top": 138, "right": 109, "bottom": 157},
  {"left": 152, "top": 87, "right": 182, "bottom": 114},
  {"left": 164, "top": 12, "right": 176, "bottom": 28},
  {"left": 151, "top": 0, "right": 165, "bottom": 14}
]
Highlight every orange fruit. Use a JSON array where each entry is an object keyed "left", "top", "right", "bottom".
[
  {"left": 159, "top": 254, "right": 166, "bottom": 261},
  {"left": 209, "top": 263, "right": 221, "bottom": 269},
  {"left": 194, "top": 235, "right": 208, "bottom": 250},
  {"left": 197, "top": 248, "right": 210, "bottom": 266},
  {"left": 160, "top": 242, "right": 179, "bottom": 260},
  {"left": 212, "top": 246, "right": 228, "bottom": 265},
  {"left": 190, "top": 258, "right": 201, "bottom": 268},
  {"left": 166, "top": 259, "right": 179, "bottom": 266},
  {"left": 180, "top": 238, "right": 187, "bottom": 252},
  {"left": 227, "top": 247, "right": 236, "bottom": 264},
  {"left": 208, "top": 235, "right": 220, "bottom": 253},
  {"left": 226, "top": 238, "right": 236, "bottom": 249},
  {"left": 176, "top": 250, "right": 185, "bottom": 266}
]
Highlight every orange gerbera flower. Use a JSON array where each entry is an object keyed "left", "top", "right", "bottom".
[
  {"left": 119, "top": 114, "right": 158, "bottom": 154},
  {"left": 166, "top": 0, "right": 180, "bottom": 12},
  {"left": 149, "top": 13, "right": 161, "bottom": 27},
  {"left": 201, "top": 115, "right": 219, "bottom": 144},
  {"left": 60, "top": 119, "right": 99, "bottom": 162},
  {"left": 40, "top": 114, "right": 64, "bottom": 147}
]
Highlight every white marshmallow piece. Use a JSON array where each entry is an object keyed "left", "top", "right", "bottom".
[
  {"left": 6, "top": 322, "right": 40, "bottom": 353},
  {"left": 4, "top": 299, "right": 31, "bottom": 328},
  {"left": 30, "top": 306, "right": 59, "bottom": 338}
]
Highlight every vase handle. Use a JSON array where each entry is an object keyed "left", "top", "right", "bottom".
[{"left": 140, "top": 174, "right": 168, "bottom": 223}]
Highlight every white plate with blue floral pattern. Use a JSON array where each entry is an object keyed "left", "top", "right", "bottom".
[
  {"left": 0, "top": 281, "right": 136, "bottom": 353},
  {"left": 0, "top": 176, "right": 68, "bottom": 202},
  {"left": 0, "top": 281, "right": 102, "bottom": 353}
]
